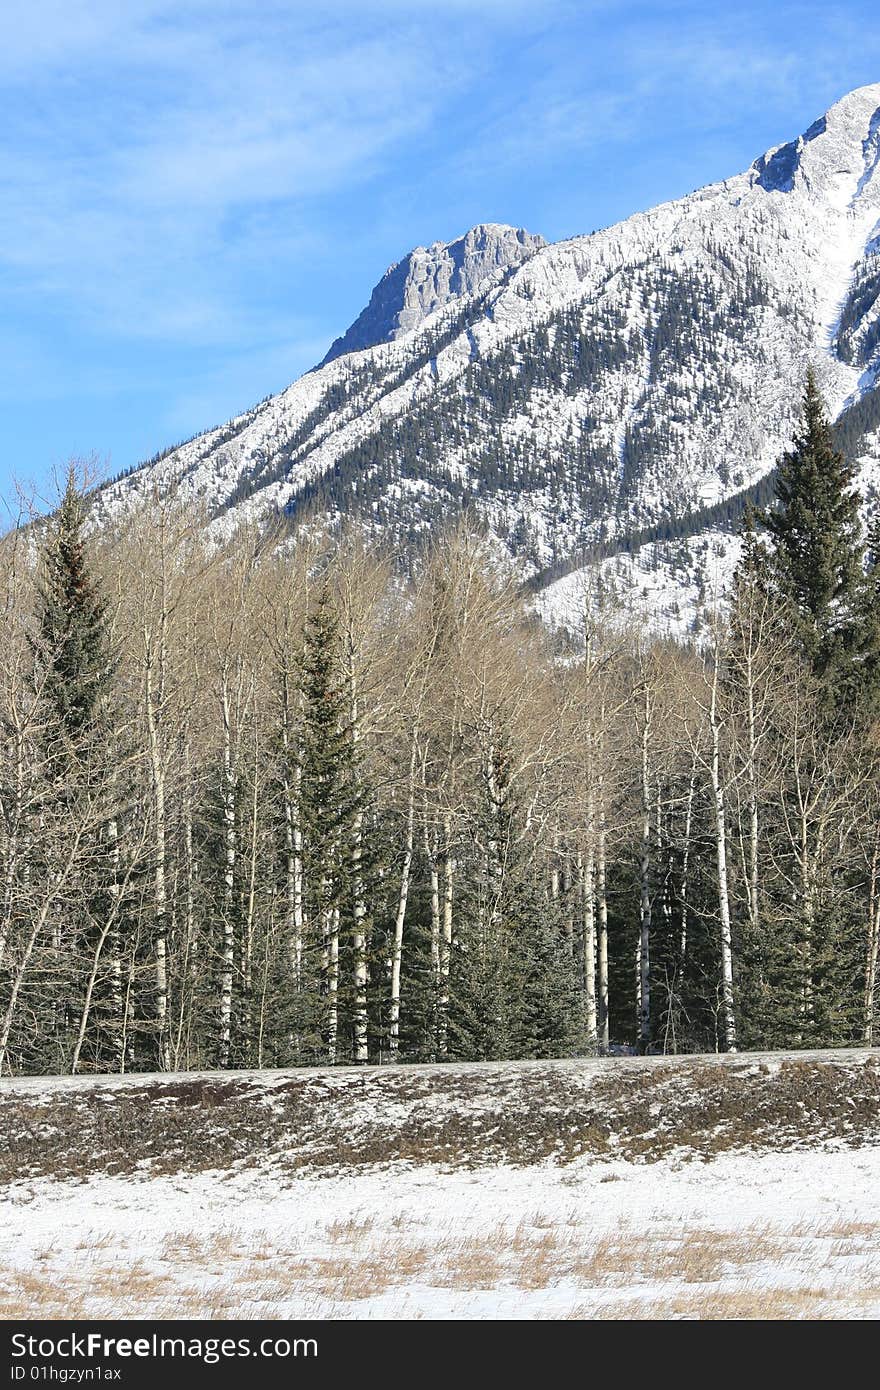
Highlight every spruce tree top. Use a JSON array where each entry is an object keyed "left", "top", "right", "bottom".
[{"left": 36, "top": 467, "right": 113, "bottom": 747}]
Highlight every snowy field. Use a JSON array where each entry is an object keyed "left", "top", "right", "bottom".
[{"left": 2, "top": 1052, "right": 879, "bottom": 1320}]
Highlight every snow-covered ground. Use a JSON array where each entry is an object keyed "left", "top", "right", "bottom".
[
  {"left": 2, "top": 1052, "right": 879, "bottom": 1319},
  {"left": 3, "top": 1148, "right": 880, "bottom": 1320}
]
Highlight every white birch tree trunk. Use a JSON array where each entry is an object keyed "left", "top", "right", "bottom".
[
  {"left": 438, "top": 813, "right": 454, "bottom": 1057},
  {"left": 242, "top": 723, "right": 260, "bottom": 1049},
  {"left": 678, "top": 752, "right": 697, "bottom": 996},
  {"left": 638, "top": 682, "right": 652, "bottom": 1053},
  {"left": 426, "top": 819, "right": 441, "bottom": 982},
  {"left": 389, "top": 737, "right": 417, "bottom": 1057},
  {"left": 280, "top": 667, "right": 304, "bottom": 989},
  {"left": 745, "top": 648, "right": 761, "bottom": 936},
  {"left": 0, "top": 723, "right": 26, "bottom": 975},
  {"left": 184, "top": 739, "right": 197, "bottom": 984},
  {"left": 583, "top": 749, "right": 597, "bottom": 1048},
  {"left": 708, "top": 647, "right": 737, "bottom": 1052},
  {"left": 865, "top": 830, "right": 880, "bottom": 1045},
  {"left": 348, "top": 677, "right": 368, "bottom": 1065},
  {"left": 144, "top": 640, "right": 170, "bottom": 1072},
  {"left": 596, "top": 770, "right": 610, "bottom": 1053},
  {"left": 550, "top": 827, "right": 560, "bottom": 905},
  {"left": 327, "top": 902, "right": 340, "bottom": 1063},
  {"left": 105, "top": 806, "right": 124, "bottom": 1071},
  {"left": 218, "top": 670, "right": 237, "bottom": 1069}
]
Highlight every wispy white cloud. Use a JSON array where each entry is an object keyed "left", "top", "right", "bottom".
[
  {"left": 8, "top": 0, "right": 860, "bottom": 351},
  {"left": 2, "top": 0, "right": 879, "bottom": 489},
  {"left": 422, "top": 1, "right": 880, "bottom": 241},
  {"left": 0, "top": 2, "right": 504, "bottom": 342}
]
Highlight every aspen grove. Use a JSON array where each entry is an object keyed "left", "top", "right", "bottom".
[{"left": 2, "top": 381, "right": 880, "bottom": 1074}]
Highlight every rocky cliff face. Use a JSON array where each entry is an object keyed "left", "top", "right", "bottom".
[
  {"left": 320, "top": 224, "right": 546, "bottom": 364},
  {"left": 100, "top": 85, "right": 880, "bottom": 637}
]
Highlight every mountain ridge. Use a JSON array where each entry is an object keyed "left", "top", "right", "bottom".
[{"left": 98, "top": 83, "right": 880, "bottom": 636}]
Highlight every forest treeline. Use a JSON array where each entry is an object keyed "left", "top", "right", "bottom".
[{"left": 1, "top": 373, "right": 880, "bottom": 1074}]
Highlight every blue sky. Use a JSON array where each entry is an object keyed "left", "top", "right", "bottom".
[{"left": 2, "top": 0, "right": 879, "bottom": 511}]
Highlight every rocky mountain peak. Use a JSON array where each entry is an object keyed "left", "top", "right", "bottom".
[
  {"left": 320, "top": 223, "right": 545, "bottom": 365},
  {"left": 100, "top": 85, "right": 880, "bottom": 643},
  {"left": 751, "top": 82, "right": 880, "bottom": 201}
]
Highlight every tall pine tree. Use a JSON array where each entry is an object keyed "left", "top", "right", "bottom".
[
  {"left": 36, "top": 467, "right": 114, "bottom": 766},
  {"left": 298, "top": 584, "right": 367, "bottom": 1061},
  {"left": 762, "top": 370, "right": 871, "bottom": 715},
  {"left": 33, "top": 466, "right": 122, "bottom": 1071}
]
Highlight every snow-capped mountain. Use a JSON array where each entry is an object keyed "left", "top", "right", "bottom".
[{"left": 100, "top": 84, "right": 880, "bottom": 635}]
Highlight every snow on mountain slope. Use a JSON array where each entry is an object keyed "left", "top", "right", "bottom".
[
  {"left": 98, "top": 85, "right": 880, "bottom": 634},
  {"left": 537, "top": 530, "right": 744, "bottom": 642}
]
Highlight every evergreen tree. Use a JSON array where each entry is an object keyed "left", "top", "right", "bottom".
[
  {"left": 447, "top": 725, "right": 582, "bottom": 1062},
  {"left": 300, "top": 590, "right": 354, "bottom": 840},
  {"left": 36, "top": 467, "right": 114, "bottom": 766},
  {"left": 33, "top": 467, "right": 122, "bottom": 1071},
  {"left": 730, "top": 505, "right": 770, "bottom": 611},
  {"left": 857, "top": 513, "right": 880, "bottom": 714},
  {"left": 503, "top": 877, "right": 583, "bottom": 1060},
  {"left": 761, "top": 371, "right": 870, "bottom": 713},
  {"left": 298, "top": 585, "right": 364, "bottom": 1060}
]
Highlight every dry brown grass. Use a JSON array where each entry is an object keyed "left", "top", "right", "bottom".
[
  {"left": 326, "top": 1215, "right": 376, "bottom": 1243},
  {"left": 589, "top": 1286, "right": 880, "bottom": 1320},
  {"left": 431, "top": 1238, "right": 504, "bottom": 1290},
  {"left": 4, "top": 1213, "right": 878, "bottom": 1319},
  {"left": 74, "top": 1231, "right": 116, "bottom": 1253}
]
